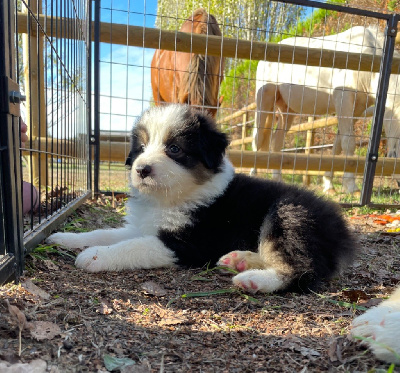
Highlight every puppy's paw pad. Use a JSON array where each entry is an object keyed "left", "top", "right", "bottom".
[
  {"left": 217, "top": 251, "right": 257, "bottom": 272},
  {"left": 75, "top": 247, "right": 108, "bottom": 272}
]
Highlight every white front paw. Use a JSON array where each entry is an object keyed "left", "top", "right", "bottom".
[
  {"left": 46, "top": 232, "right": 85, "bottom": 249},
  {"left": 75, "top": 246, "right": 110, "bottom": 272}
]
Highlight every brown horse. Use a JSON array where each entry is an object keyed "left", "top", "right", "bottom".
[{"left": 151, "top": 9, "right": 224, "bottom": 117}]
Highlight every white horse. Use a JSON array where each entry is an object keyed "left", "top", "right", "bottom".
[{"left": 253, "top": 26, "right": 400, "bottom": 193}]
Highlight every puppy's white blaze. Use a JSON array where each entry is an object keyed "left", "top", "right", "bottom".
[
  {"left": 75, "top": 236, "right": 177, "bottom": 272},
  {"left": 128, "top": 158, "right": 235, "bottom": 232},
  {"left": 233, "top": 269, "right": 285, "bottom": 293},
  {"left": 131, "top": 150, "right": 199, "bottom": 205},
  {"left": 140, "top": 105, "right": 188, "bottom": 140}
]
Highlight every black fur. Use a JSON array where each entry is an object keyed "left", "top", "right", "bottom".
[
  {"left": 126, "top": 108, "right": 229, "bottom": 173},
  {"left": 126, "top": 105, "right": 356, "bottom": 293},
  {"left": 158, "top": 175, "right": 355, "bottom": 292}
]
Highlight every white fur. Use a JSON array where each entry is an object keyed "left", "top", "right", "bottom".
[
  {"left": 350, "top": 286, "right": 400, "bottom": 364},
  {"left": 46, "top": 226, "right": 141, "bottom": 249},
  {"left": 74, "top": 236, "right": 176, "bottom": 272},
  {"left": 130, "top": 105, "right": 235, "bottom": 207},
  {"left": 127, "top": 157, "right": 235, "bottom": 232},
  {"left": 232, "top": 269, "right": 285, "bottom": 293},
  {"left": 46, "top": 156, "right": 235, "bottom": 272}
]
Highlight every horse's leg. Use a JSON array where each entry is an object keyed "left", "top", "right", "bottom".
[
  {"left": 251, "top": 84, "right": 279, "bottom": 176},
  {"left": 270, "top": 99, "right": 295, "bottom": 181},
  {"left": 331, "top": 88, "right": 359, "bottom": 194},
  {"left": 323, "top": 127, "right": 343, "bottom": 194}
]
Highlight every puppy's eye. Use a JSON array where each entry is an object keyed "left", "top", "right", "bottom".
[
  {"left": 167, "top": 144, "right": 181, "bottom": 154},
  {"left": 140, "top": 144, "right": 146, "bottom": 152}
]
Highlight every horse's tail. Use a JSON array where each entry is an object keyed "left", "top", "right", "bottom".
[{"left": 178, "top": 9, "right": 224, "bottom": 110}]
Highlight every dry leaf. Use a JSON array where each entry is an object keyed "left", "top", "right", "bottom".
[
  {"left": 30, "top": 321, "right": 61, "bottom": 341},
  {"left": 6, "top": 300, "right": 28, "bottom": 330},
  {"left": 328, "top": 339, "right": 338, "bottom": 362},
  {"left": 22, "top": 279, "right": 50, "bottom": 300},
  {"left": 121, "top": 363, "right": 151, "bottom": 373},
  {"left": 140, "top": 281, "right": 167, "bottom": 296},
  {"left": 300, "top": 346, "right": 320, "bottom": 357},
  {"left": 360, "top": 298, "right": 383, "bottom": 308},
  {"left": 44, "top": 260, "right": 59, "bottom": 271},
  {"left": 5, "top": 300, "right": 32, "bottom": 356},
  {"left": 158, "top": 316, "right": 187, "bottom": 326},
  {"left": 98, "top": 302, "right": 113, "bottom": 315},
  {"left": 342, "top": 289, "right": 369, "bottom": 303}
]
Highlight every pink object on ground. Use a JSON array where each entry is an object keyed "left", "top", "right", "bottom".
[{"left": 22, "top": 181, "right": 39, "bottom": 214}]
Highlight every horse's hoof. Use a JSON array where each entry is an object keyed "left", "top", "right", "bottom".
[
  {"left": 249, "top": 168, "right": 257, "bottom": 177},
  {"left": 324, "top": 188, "right": 336, "bottom": 196}
]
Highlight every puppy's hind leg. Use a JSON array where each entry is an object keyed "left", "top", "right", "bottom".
[
  {"left": 232, "top": 204, "right": 315, "bottom": 294},
  {"left": 232, "top": 241, "right": 294, "bottom": 293}
]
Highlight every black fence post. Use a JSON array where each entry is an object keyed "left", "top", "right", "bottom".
[
  {"left": 87, "top": 0, "right": 93, "bottom": 194},
  {"left": 360, "top": 14, "right": 400, "bottom": 206},
  {"left": 93, "top": 0, "right": 100, "bottom": 195},
  {"left": 0, "top": 0, "right": 24, "bottom": 284}
]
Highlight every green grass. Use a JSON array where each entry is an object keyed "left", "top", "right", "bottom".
[{"left": 29, "top": 244, "right": 76, "bottom": 261}]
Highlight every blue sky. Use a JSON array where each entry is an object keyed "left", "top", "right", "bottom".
[{"left": 98, "top": 0, "right": 158, "bottom": 132}]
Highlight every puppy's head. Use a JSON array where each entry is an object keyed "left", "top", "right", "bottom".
[{"left": 125, "top": 104, "right": 229, "bottom": 203}]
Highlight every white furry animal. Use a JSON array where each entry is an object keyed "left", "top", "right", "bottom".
[
  {"left": 350, "top": 286, "right": 400, "bottom": 364},
  {"left": 253, "top": 26, "right": 400, "bottom": 194},
  {"left": 47, "top": 104, "right": 355, "bottom": 293}
]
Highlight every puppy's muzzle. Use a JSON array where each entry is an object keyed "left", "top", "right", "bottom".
[{"left": 136, "top": 165, "right": 152, "bottom": 179}]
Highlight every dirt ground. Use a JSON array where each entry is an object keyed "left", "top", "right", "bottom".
[{"left": 1, "top": 196, "right": 400, "bottom": 372}]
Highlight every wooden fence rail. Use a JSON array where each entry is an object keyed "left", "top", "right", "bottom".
[
  {"left": 16, "top": 10, "right": 394, "bottom": 186},
  {"left": 17, "top": 12, "right": 400, "bottom": 72}
]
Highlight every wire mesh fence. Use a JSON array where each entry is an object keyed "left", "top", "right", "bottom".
[
  {"left": 2, "top": 0, "right": 400, "bottom": 284},
  {"left": 95, "top": 0, "right": 400, "bottom": 208},
  {"left": 18, "top": 0, "right": 92, "bottom": 249},
  {"left": 0, "top": 0, "right": 91, "bottom": 284}
]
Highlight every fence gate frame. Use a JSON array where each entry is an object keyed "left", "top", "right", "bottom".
[
  {"left": 0, "top": 0, "right": 93, "bottom": 285},
  {"left": 0, "top": 0, "right": 24, "bottom": 284}
]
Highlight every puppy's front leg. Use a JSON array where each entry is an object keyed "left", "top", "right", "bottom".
[
  {"left": 46, "top": 225, "right": 141, "bottom": 249},
  {"left": 75, "top": 235, "right": 176, "bottom": 272}
]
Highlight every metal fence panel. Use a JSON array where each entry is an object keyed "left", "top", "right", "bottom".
[
  {"left": 0, "top": 0, "right": 92, "bottom": 284},
  {"left": 0, "top": 0, "right": 24, "bottom": 284},
  {"left": 93, "top": 0, "right": 400, "bottom": 208}
]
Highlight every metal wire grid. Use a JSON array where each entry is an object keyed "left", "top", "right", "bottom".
[
  {"left": 93, "top": 0, "right": 400, "bottom": 208},
  {"left": 16, "top": 0, "right": 91, "bottom": 250},
  {"left": 93, "top": 1, "right": 157, "bottom": 194}
]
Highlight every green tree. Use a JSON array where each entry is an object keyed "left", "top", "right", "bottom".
[{"left": 156, "top": 0, "right": 303, "bottom": 42}]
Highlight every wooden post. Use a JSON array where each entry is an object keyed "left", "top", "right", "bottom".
[
  {"left": 303, "top": 117, "right": 315, "bottom": 185},
  {"left": 241, "top": 112, "right": 247, "bottom": 151},
  {"left": 22, "top": 1, "right": 47, "bottom": 189}
]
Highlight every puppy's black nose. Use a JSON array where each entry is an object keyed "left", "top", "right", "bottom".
[{"left": 136, "top": 165, "right": 152, "bottom": 179}]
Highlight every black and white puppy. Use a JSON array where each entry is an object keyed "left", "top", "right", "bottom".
[{"left": 47, "top": 104, "right": 355, "bottom": 293}]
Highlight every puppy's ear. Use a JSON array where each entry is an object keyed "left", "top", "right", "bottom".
[
  {"left": 125, "top": 151, "right": 133, "bottom": 170},
  {"left": 195, "top": 111, "right": 229, "bottom": 170}
]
